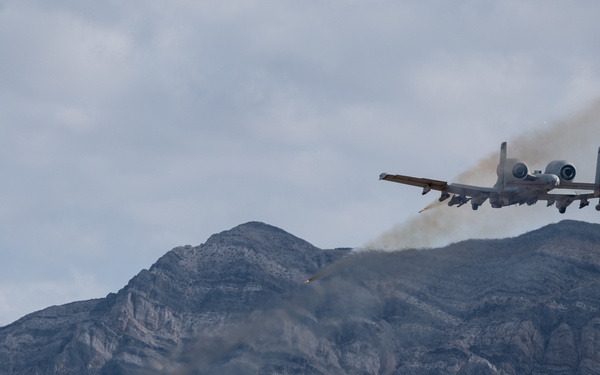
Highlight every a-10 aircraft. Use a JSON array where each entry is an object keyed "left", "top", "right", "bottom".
[{"left": 380, "top": 142, "right": 600, "bottom": 213}]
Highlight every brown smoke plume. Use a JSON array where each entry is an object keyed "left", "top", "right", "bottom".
[{"left": 367, "top": 99, "right": 600, "bottom": 250}]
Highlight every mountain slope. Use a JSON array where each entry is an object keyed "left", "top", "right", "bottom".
[
  {"left": 2, "top": 220, "right": 600, "bottom": 374},
  {"left": 0, "top": 222, "right": 345, "bottom": 374}
]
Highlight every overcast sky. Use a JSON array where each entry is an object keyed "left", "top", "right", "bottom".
[{"left": 2, "top": 0, "right": 600, "bottom": 326}]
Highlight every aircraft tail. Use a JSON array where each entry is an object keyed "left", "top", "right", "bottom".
[
  {"left": 595, "top": 146, "right": 600, "bottom": 191},
  {"left": 498, "top": 141, "right": 507, "bottom": 189}
]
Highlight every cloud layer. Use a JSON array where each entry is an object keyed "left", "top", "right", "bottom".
[{"left": 1, "top": 0, "right": 600, "bottom": 325}]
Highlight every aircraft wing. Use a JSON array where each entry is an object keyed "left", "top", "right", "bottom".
[
  {"left": 540, "top": 190, "right": 599, "bottom": 201},
  {"left": 556, "top": 181, "right": 600, "bottom": 191},
  {"left": 379, "top": 171, "right": 600, "bottom": 212},
  {"left": 537, "top": 189, "right": 600, "bottom": 211},
  {"left": 379, "top": 173, "right": 495, "bottom": 197},
  {"left": 379, "top": 173, "right": 448, "bottom": 193},
  {"left": 445, "top": 183, "right": 497, "bottom": 196}
]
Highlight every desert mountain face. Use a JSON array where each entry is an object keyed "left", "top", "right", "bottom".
[{"left": 2, "top": 220, "right": 600, "bottom": 375}]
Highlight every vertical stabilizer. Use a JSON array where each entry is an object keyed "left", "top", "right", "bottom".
[
  {"left": 596, "top": 146, "right": 600, "bottom": 191},
  {"left": 498, "top": 142, "right": 507, "bottom": 189}
]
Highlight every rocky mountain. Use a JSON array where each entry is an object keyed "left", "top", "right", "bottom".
[{"left": 2, "top": 220, "right": 600, "bottom": 374}]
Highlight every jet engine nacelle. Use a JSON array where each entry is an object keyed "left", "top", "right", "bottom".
[
  {"left": 512, "top": 162, "right": 529, "bottom": 179},
  {"left": 497, "top": 158, "right": 531, "bottom": 181},
  {"left": 545, "top": 160, "right": 576, "bottom": 182}
]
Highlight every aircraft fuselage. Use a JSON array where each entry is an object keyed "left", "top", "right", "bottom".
[{"left": 380, "top": 142, "right": 600, "bottom": 214}]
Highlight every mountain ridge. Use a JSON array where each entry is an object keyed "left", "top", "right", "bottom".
[{"left": 2, "top": 220, "right": 600, "bottom": 374}]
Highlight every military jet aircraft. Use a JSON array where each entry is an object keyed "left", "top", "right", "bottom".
[{"left": 380, "top": 142, "right": 600, "bottom": 213}]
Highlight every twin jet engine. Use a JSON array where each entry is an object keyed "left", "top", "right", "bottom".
[{"left": 502, "top": 159, "right": 577, "bottom": 186}]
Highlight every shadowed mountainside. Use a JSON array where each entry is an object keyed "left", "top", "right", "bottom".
[{"left": 2, "top": 220, "right": 600, "bottom": 374}]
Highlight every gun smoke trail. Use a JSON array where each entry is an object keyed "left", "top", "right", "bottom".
[
  {"left": 308, "top": 99, "right": 600, "bottom": 283},
  {"left": 139, "top": 100, "right": 600, "bottom": 375},
  {"left": 368, "top": 99, "right": 600, "bottom": 250}
]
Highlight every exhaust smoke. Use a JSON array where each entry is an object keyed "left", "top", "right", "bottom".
[{"left": 368, "top": 99, "right": 600, "bottom": 250}]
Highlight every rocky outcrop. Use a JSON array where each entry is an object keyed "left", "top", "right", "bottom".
[{"left": 2, "top": 220, "right": 600, "bottom": 374}]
